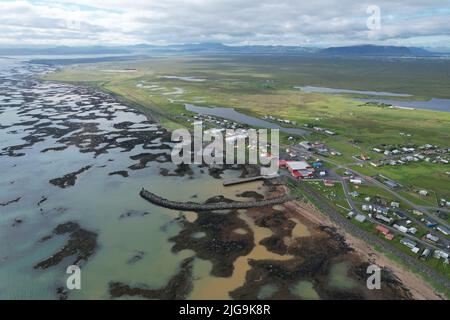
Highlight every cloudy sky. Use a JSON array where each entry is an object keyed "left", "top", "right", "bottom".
[{"left": 0, "top": 0, "right": 449, "bottom": 48}]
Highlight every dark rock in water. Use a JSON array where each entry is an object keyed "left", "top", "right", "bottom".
[
  {"left": 129, "top": 152, "right": 170, "bottom": 170},
  {"left": 109, "top": 170, "right": 129, "bottom": 178},
  {"left": 39, "top": 235, "right": 53, "bottom": 242},
  {"left": 12, "top": 218, "right": 23, "bottom": 227},
  {"left": 160, "top": 163, "right": 193, "bottom": 177},
  {"left": 109, "top": 257, "right": 195, "bottom": 299},
  {"left": 127, "top": 251, "right": 145, "bottom": 264},
  {"left": 34, "top": 222, "right": 97, "bottom": 269},
  {"left": 204, "top": 195, "right": 235, "bottom": 204},
  {"left": 260, "top": 235, "right": 287, "bottom": 255},
  {"left": 236, "top": 191, "right": 264, "bottom": 200},
  {"left": 0, "top": 196, "right": 21, "bottom": 206},
  {"left": 49, "top": 165, "right": 92, "bottom": 188},
  {"left": 160, "top": 214, "right": 186, "bottom": 232},
  {"left": 37, "top": 196, "right": 47, "bottom": 206},
  {"left": 208, "top": 165, "right": 225, "bottom": 179},
  {"left": 113, "top": 121, "right": 135, "bottom": 129},
  {"left": 54, "top": 221, "right": 79, "bottom": 234},
  {"left": 41, "top": 146, "right": 68, "bottom": 153},
  {"left": 239, "top": 164, "right": 260, "bottom": 178},
  {"left": 56, "top": 287, "right": 68, "bottom": 300},
  {"left": 119, "top": 210, "right": 150, "bottom": 220},
  {"left": 170, "top": 203, "right": 254, "bottom": 277},
  {"left": 350, "top": 262, "right": 413, "bottom": 299}
]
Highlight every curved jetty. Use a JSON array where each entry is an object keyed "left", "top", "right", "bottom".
[{"left": 139, "top": 188, "right": 297, "bottom": 211}]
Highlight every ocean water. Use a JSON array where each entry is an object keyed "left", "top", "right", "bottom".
[{"left": 0, "top": 59, "right": 265, "bottom": 299}]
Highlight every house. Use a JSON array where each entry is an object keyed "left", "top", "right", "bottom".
[
  {"left": 425, "top": 233, "right": 440, "bottom": 242},
  {"left": 312, "top": 161, "right": 323, "bottom": 168},
  {"left": 393, "top": 224, "right": 408, "bottom": 233},
  {"left": 323, "top": 180, "right": 335, "bottom": 187},
  {"left": 384, "top": 180, "right": 399, "bottom": 189},
  {"left": 412, "top": 209, "right": 424, "bottom": 216},
  {"left": 350, "top": 191, "right": 360, "bottom": 198},
  {"left": 385, "top": 233, "right": 394, "bottom": 240},
  {"left": 375, "top": 214, "right": 393, "bottom": 224},
  {"left": 420, "top": 248, "right": 431, "bottom": 260},
  {"left": 374, "top": 205, "right": 389, "bottom": 215},
  {"left": 319, "top": 171, "right": 327, "bottom": 176},
  {"left": 433, "top": 250, "right": 449, "bottom": 260},
  {"left": 390, "top": 202, "right": 400, "bottom": 208},
  {"left": 424, "top": 218, "right": 437, "bottom": 228},
  {"left": 437, "top": 225, "right": 450, "bottom": 236},
  {"left": 362, "top": 204, "right": 372, "bottom": 212},
  {"left": 400, "top": 237, "right": 417, "bottom": 249},
  {"left": 376, "top": 225, "right": 393, "bottom": 240},
  {"left": 355, "top": 214, "right": 366, "bottom": 223},
  {"left": 394, "top": 210, "right": 407, "bottom": 219},
  {"left": 299, "top": 141, "right": 312, "bottom": 151},
  {"left": 418, "top": 190, "right": 428, "bottom": 196},
  {"left": 350, "top": 178, "right": 363, "bottom": 185},
  {"left": 376, "top": 225, "right": 390, "bottom": 235},
  {"left": 373, "top": 148, "right": 383, "bottom": 153},
  {"left": 408, "top": 227, "right": 417, "bottom": 235}
]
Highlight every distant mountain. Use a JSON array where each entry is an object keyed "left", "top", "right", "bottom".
[
  {"left": 0, "top": 43, "right": 439, "bottom": 57},
  {"left": 320, "top": 45, "right": 435, "bottom": 57},
  {"left": 0, "top": 45, "right": 130, "bottom": 56},
  {"left": 128, "top": 43, "right": 317, "bottom": 54}
]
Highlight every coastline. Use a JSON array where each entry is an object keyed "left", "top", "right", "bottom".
[{"left": 35, "top": 66, "right": 447, "bottom": 300}]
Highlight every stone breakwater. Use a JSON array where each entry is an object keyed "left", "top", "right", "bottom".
[{"left": 139, "top": 188, "right": 297, "bottom": 211}]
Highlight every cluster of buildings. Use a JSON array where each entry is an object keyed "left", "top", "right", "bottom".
[
  {"left": 302, "top": 124, "right": 336, "bottom": 135},
  {"left": 370, "top": 144, "right": 449, "bottom": 167},
  {"left": 358, "top": 197, "right": 450, "bottom": 262},
  {"left": 297, "top": 140, "right": 341, "bottom": 156},
  {"left": 400, "top": 237, "right": 449, "bottom": 263},
  {"left": 184, "top": 113, "right": 248, "bottom": 130},
  {"left": 263, "top": 115, "right": 296, "bottom": 126}
]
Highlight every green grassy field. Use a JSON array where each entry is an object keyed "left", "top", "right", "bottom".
[{"left": 44, "top": 55, "right": 450, "bottom": 199}]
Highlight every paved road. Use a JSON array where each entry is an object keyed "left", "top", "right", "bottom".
[{"left": 318, "top": 156, "right": 450, "bottom": 229}]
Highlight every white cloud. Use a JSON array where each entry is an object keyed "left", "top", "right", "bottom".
[{"left": 0, "top": 0, "right": 449, "bottom": 47}]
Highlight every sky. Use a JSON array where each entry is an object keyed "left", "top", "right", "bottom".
[{"left": 0, "top": 0, "right": 449, "bottom": 48}]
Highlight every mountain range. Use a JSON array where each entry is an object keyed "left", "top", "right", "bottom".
[{"left": 0, "top": 43, "right": 443, "bottom": 57}]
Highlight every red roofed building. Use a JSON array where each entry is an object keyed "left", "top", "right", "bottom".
[
  {"left": 285, "top": 161, "right": 315, "bottom": 179},
  {"left": 375, "top": 225, "right": 394, "bottom": 240},
  {"left": 376, "top": 225, "right": 390, "bottom": 235},
  {"left": 385, "top": 234, "right": 394, "bottom": 241}
]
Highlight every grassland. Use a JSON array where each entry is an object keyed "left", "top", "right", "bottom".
[{"left": 44, "top": 55, "right": 450, "bottom": 199}]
